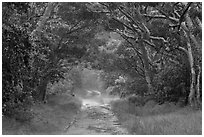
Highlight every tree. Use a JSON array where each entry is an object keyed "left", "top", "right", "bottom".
[
  {"left": 2, "top": 2, "right": 33, "bottom": 115},
  {"left": 141, "top": 2, "right": 202, "bottom": 106},
  {"left": 97, "top": 2, "right": 169, "bottom": 93},
  {"left": 93, "top": 2, "right": 201, "bottom": 105},
  {"left": 29, "top": 2, "right": 101, "bottom": 101}
]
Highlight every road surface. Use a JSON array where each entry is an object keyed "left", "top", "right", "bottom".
[{"left": 65, "top": 98, "right": 128, "bottom": 135}]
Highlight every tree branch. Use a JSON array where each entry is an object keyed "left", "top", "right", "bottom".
[
  {"left": 118, "top": 6, "right": 145, "bottom": 32},
  {"left": 130, "top": 56, "right": 145, "bottom": 75},
  {"left": 149, "top": 36, "right": 168, "bottom": 43},
  {"left": 115, "top": 31, "right": 145, "bottom": 69},
  {"left": 116, "top": 31, "right": 142, "bottom": 56},
  {"left": 143, "top": 39, "right": 156, "bottom": 49},
  {"left": 112, "top": 17, "right": 133, "bottom": 32},
  {"left": 124, "top": 57, "right": 145, "bottom": 77},
  {"left": 177, "top": 2, "right": 192, "bottom": 30},
  {"left": 177, "top": 46, "right": 188, "bottom": 55},
  {"left": 143, "top": 14, "right": 179, "bottom": 23}
]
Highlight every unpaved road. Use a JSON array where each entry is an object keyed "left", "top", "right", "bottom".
[{"left": 65, "top": 98, "right": 128, "bottom": 135}]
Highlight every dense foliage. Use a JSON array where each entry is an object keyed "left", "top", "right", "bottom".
[{"left": 2, "top": 2, "right": 33, "bottom": 117}]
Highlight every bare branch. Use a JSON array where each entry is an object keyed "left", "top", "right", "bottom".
[
  {"left": 177, "top": 2, "right": 192, "bottom": 30},
  {"left": 134, "top": 66, "right": 145, "bottom": 77},
  {"left": 140, "top": 22, "right": 151, "bottom": 38},
  {"left": 69, "top": 19, "right": 83, "bottom": 32},
  {"left": 112, "top": 17, "right": 134, "bottom": 32},
  {"left": 118, "top": 6, "right": 145, "bottom": 32},
  {"left": 98, "top": 2, "right": 109, "bottom": 8},
  {"left": 177, "top": 46, "right": 188, "bottom": 55},
  {"left": 64, "top": 24, "right": 89, "bottom": 38},
  {"left": 115, "top": 31, "right": 145, "bottom": 68},
  {"left": 162, "top": 51, "right": 179, "bottom": 60},
  {"left": 149, "top": 36, "right": 168, "bottom": 43},
  {"left": 117, "top": 31, "right": 142, "bottom": 56},
  {"left": 125, "top": 57, "right": 145, "bottom": 77},
  {"left": 143, "top": 39, "right": 156, "bottom": 49},
  {"left": 143, "top": 14, "right": 179, "bottom": 23},
  {"left": 173, "top": 10, "right": 181, "bottom": 18}
]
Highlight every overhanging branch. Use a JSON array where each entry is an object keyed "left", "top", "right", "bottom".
[
  {"left": 118, "top": 6, "right": 145, "bottom": 32},
  {"left": 153, "top": 8, "right": 179, "bottom": 23},
  {"left": 149, "top": 36, "right": 168, "bottom": 43},
  {"left": 115, "top": 31, "right": 145, "bottom": 68},
  {"left": 143, "top": 14, "right": 179, "bottom": 23},
  {"left": 112, "top": 17, "right": 133, "bottom": 32}
]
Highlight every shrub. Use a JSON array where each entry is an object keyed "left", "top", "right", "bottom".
[
  {"left": 3, "top": 97, "right": 34, "bottom": 122},
  {"left": 2, "top": 83, "right": 34, "bottom": 122},
  {"left": 120, "top": 77, "right": 148, "bottom": 98},
  {"left": 47, "top": 80, "right": 72, "bottom": 95},
  {"left": 152, "top": 65, "right": 190, "bottom": 103},
  {"left": 128, "top": 78, "right": 148, "bottom": 95},
  {"left": 108, "top": 85, "right": 124, "bottom": 96},
  {"left": 127, "top": 95, "right": 146, "bottom": 106}
]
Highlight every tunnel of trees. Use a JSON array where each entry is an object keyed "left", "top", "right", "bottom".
[{"left": 2, "top": 2, "right": 202, "bottom": 117}]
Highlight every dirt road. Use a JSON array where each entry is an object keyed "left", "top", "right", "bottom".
[{"left": 65, "top": 98, "right": 128, "bottom": 135}]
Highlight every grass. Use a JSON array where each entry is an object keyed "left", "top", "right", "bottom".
[
  {"left": 111, "top": 99, "right": 202, "bottom": 135},
  {"left": 2, "top": 94, "right": 82, "bottom": 135}
]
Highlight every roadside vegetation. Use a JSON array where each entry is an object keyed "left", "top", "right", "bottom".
[
  {"left": 2, "top": 79, "right": 81, "bottom": 135},
  {"left": 111, "top": 99, "right": 202, "bottom": 135}
]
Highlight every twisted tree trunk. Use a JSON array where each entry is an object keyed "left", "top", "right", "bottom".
[
  {"left": 181, "top": 12, "right": 201, "bottom": 107},
  {"left": 180, "top": 28, "right": 195, "bottom": 106},
  {"left": 139, "top": 39, "right": 153, "bottom": 93}
]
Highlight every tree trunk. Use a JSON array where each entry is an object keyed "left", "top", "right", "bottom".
[
  {"left": 22, "top": 78, "right": 29, "bottom": 94},
  {"left": 36, "top": 77, "right": 49, "bottom": 101},
  {"left": 185, "top": 13, "right": 202, "bottom": 49},
  {"left": 181, "top": 27, "right": 196, "bottom": 106},
  {"left": 29, "top": 2, "right": 55, "bottom": 102},
  {"left": 181, "top": 12, "right": 201, "bottom": 107},
  {"left": 31, "top": 2, "right": 55, "bottom": 37},
  {"left": 195, "top": 17, "right": 202, "bottom": 31},
  {"left": 196, "top": 65, "right": 201, "bottom": 105},
  {"left": 139, "top": 40, "right": 153, "bottom": 93},
  {"left": 186, "top": 42, "right": 196, "bottom": 106}
]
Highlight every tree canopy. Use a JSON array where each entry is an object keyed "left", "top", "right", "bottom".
[{"left": 2, "top": 2, "right": 202, "bottom": 117}]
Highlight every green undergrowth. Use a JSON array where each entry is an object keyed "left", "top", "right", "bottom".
[
  {"left": 2, "top": 94, "right": 82, "bottom": 135},
  {"left": 111, "top": 99, "right": 202, "bottom": 135}
]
